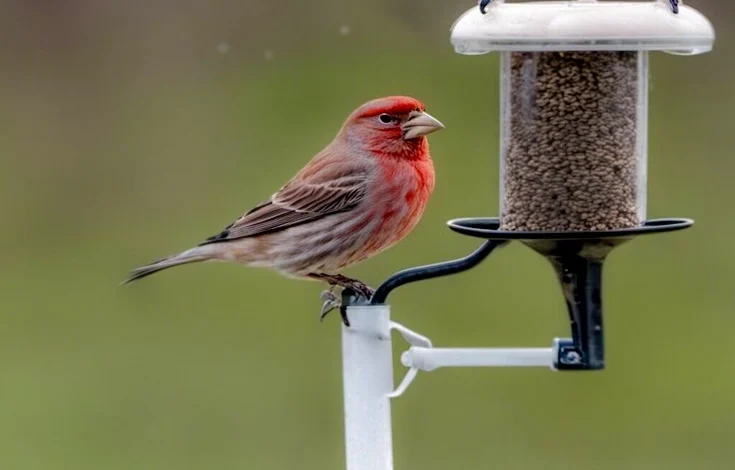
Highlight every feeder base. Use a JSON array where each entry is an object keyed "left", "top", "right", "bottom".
[{"left": 445, "top": 217, "right": 693, "bottom": 370}]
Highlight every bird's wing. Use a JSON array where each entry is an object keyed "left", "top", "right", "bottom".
[{"left": 200, "top": 172, "right": 368, "bottom": 244}]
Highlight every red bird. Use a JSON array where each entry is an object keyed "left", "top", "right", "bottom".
[{"left": 124, "top": 96, "right": 443, "bottom": 321}]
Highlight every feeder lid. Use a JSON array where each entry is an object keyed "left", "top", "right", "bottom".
[{"left": 450, "top": 0, "right": 715, "bottom": 55}]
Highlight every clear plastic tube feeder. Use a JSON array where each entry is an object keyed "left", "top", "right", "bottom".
[{"left": 437, "top": 0, "right": 715, "bottom": 369}]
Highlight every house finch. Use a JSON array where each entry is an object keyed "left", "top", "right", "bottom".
[{"left": 124, "top": 96, "right": 443, "bottom": 323}]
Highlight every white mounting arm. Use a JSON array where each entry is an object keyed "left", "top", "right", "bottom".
[{"left": 389, "top": 323, "right": 557, "bottom": 398}]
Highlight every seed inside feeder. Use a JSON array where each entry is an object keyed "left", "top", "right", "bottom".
[{"left": 500, "top": 51, "right": 642, "bottom": 232}]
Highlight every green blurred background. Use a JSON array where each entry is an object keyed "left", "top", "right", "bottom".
[{"left": 1, "top": 1, "right": 733, "bottom": 469}]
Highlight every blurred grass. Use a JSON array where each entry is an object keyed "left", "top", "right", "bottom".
[{"left": 1, "top": 1, "right": 734, "bottom": 469}]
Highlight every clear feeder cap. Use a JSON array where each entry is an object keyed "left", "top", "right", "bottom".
[{"left": 450, "top": 0, "right": 715, "bottom": 55}]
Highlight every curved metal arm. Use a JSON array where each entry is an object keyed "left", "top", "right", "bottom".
[{"left": 370, "top": 240, "right": 507, "bottom": 305}]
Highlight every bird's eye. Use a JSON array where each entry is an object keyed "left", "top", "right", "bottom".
[{"left": 378, "top": 114, "right": 394, "bottom": 124}]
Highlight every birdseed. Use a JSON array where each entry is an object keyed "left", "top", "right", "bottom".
[{"left": 500, "top": 51, "right": 642, "bottom": 232}]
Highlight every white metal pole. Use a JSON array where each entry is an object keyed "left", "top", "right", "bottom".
[{"left": 341, "top": 304, "right": 394, "bottom": 470}]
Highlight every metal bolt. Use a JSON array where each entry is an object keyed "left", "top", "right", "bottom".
[{"left": 563, "top": 350, "right": 582, "bottom": 364}]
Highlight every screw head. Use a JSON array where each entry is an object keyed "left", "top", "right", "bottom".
[{"left": 562, "top": 349, "right": 582, "bottom": 365}]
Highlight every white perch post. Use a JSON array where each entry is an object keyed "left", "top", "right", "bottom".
[{"left": 341, "top": 305, "right": 394, "bottom": 470}]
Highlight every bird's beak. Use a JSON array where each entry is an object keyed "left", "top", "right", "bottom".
[{"left": 402, "top": 111, "right": 445, "bottom": 140}]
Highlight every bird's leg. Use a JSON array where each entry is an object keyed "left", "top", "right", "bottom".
[
  {"left": 479, "top": 0, "right": 492, "bottom": 14},
  {"left": 326, "top": 274, "right": 375, "bottom": 300},
  {"left": 310, "top": 273, "right": 374, "bottom": 300}
]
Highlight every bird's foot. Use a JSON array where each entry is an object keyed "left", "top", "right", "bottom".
[
  {"left": 320, "top": 288, "right": 341, "bottom": 319},
  {"left": 319, "top": 288, "right": 352, "bottom": 327},
  {"left": 314, "top": 274, "right": 375, "bottom": 327},
  {"left": 479, "top": 0, "right": 492, "bottom": 14}
]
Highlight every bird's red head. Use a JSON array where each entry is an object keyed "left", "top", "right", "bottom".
[{"left": 342, "top": 96, "right": 444, "bottom": 159}]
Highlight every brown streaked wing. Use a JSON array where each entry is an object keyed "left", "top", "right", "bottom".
[{"left": 199, "top": 174, "right": 367, "bottom": 245}]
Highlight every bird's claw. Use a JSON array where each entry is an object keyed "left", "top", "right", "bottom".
[
  {"left": 320, "top": 289, "right": 341, "bottom": 320},
  {"left": 339, "top": 305, "right": 350, "bottom": 327},
  {"left": 319, "top": 288, "right": 351, "bottom": 327}
]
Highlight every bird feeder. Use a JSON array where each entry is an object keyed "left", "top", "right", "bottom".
[
  {"left": 337, "top": 2, "right": 714, "bottom": 470},
  {"left": 438, "top": 0, "right": 715, "bottom": 370}
]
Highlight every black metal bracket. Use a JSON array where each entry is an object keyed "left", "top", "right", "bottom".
[
  {"left": 670, "top": 0, "right": 679, "bottom": 15},
  {"left": 370, "top": 239, "right": 508, "bottom": 305},
  {"left": 446, "top": 217, "right": 693, "bottom": 370},
  {"left": 365, "top": 216, "right": 693, "bottom": 372},
  {"left": 479, "top": 0, "right": 492, "bottom": 15}
]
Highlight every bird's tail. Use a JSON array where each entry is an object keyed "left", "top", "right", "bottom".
[{"left": 122, "top": 247, "right": 212, "bottom": 285}]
